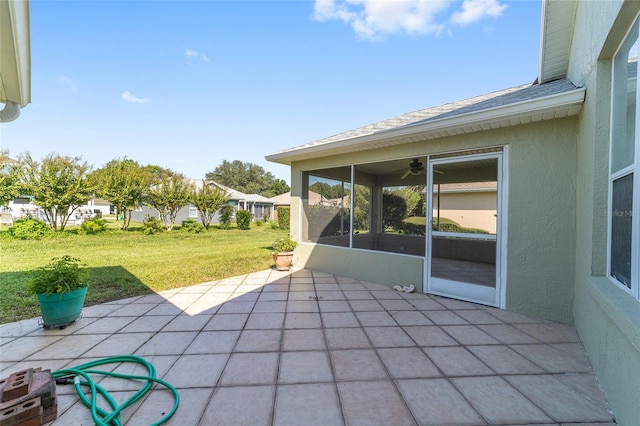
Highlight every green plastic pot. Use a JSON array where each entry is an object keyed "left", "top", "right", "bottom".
[{"left": 36, "top": 287, "right": 88, "bottom": 328}]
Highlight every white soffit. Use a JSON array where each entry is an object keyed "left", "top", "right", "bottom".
[
  {"left": 266, "top": 84, "right": 585, "bottom": 165},
  {"left": 539, "top": 0, "right": 577, "bottom": 83},
  {"left": 0, "top": 0, "right": 31, "bottom": 107}
]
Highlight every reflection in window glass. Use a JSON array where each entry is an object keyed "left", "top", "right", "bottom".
[
  {"left": 611, "top": 20, "right": 638, "bottom": 173},
  {"left": 610, "top": 173, "right": 633, "bottom": 288},
  {"left": 609, "top": 16, "right": 638, "bottom": 296},
  {"left": 304, "top": 172, "right": 350, "bottom": 247}
]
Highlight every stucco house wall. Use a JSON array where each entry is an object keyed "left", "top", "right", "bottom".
[
  {"left": 271, "top": 2, "right": 640, "bottom": 423},
  {"left": 565, "top": 1, "right": 640, "bottom": 424},
  {"left": 290, "top": 117, "right": 578, "bottom": 323},
  {"left": 433, "top": 189, "right": 497, "bottom": 233}
]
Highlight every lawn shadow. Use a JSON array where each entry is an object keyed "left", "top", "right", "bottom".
[{"left": 85, "top": 265, "right": 154, "bottom": 305}]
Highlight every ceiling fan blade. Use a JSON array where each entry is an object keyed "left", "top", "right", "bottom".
[{"left": 401, "top": 169, "right": 411, "bottom": 180}]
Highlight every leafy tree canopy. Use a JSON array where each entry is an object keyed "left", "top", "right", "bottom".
[
  {"left": 205, "top": 160, "right": 289, "bottom": 198},
  {"left": 144, "top": 172, "right": 194, "bottom": 231},
  {"left": 0, "top": 150, "right": 22, "bottom": 207},
  {"left": 19, "top": 152, "right": 94, "bottom": 231},
  {"left": 88, "top": 157, "right": 149, "bottom": 230}
]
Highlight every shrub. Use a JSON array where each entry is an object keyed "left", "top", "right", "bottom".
[
  {"left": 236, "top": 209, "right": 251, "bottom": 230},
  {"left": 27, "top": 255, "right": 89, "bottom": 296},
  {"left": 181, "top": 218, "right": 205, "bottom": 233},
  {"left": 8, "top": 217, "right": 52, "bottom": 240},
  {"left": 276, "top": 206, "right": 290, "bottom": 231},
  {"left": 255, "top": 219, "right": 264, "bottom": 227},
  {"left": 272, "top": 236, "right": 297, "bottom": 253},
  {"left": 402, "top": 216, "right": 426, "bottom": 236},
  {"left": 78, "top": 218, "right": 107, "bottom": 235},
  {"left": 218, "top": 205, "right": 234, "bottom": 229},
  {"left": 142, "top": 215, "right": 165, "bottom": 235}
]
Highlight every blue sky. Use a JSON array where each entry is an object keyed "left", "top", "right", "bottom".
[{"left": 1, "top": 0, "right": 542, "bottom": 184}]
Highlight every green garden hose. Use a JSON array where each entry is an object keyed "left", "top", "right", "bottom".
[{"left": 53, "top": 355, "right": 180, "bottom": 426}]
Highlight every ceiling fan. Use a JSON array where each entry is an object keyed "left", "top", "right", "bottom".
[{"left": 401, "top": 159, "right": 425, "bottom": 180}]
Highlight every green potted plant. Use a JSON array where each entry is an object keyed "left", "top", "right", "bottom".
[
  {"left": 272, "top": 236, "right": 298, "bottom": 271},
  {"left": 27, "top": 255, "right": 89, "bottom": 328}
]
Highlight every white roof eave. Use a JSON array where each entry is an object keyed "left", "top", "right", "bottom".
[
  {"left": 538, "top": 0, "right": 577, "bottom": 83},
  {"left": 266, "top": 87, "right": 585, "bottom": 165},
  {"left": 0, "top": 0, "right": 31, "bottom": 107}
]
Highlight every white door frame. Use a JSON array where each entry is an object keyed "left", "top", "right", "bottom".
[{"left": 424, "top": 149, "right": 508, "bottom": 308}]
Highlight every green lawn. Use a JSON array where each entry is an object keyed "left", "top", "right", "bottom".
[{"left": 0, "top": 221, "right": 288, "bottom": 324}]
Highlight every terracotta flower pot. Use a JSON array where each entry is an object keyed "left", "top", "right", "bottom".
[{"left": 273, "top": 251, "right": 294, "bottom": 271}]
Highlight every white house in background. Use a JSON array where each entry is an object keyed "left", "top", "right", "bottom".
[
  {"left": 0, "top": 196, "right": 112, "bottom": 226},
  {"left": 131, "top": 180, "right": 275, "bottom": 224}
]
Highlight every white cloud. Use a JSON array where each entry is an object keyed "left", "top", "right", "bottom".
[
  {"left": 313, "top": 0, "right": 507, "bottom": 40},
  {"left": 58, "top": 75, "right": 78, "bottom": 91},
  {"left": 451, "top": 0, "right": 507, "bottom": 25},
  {"left": 121, "top": 91, "right": 149, "bottom": 104},
  {"left": 185, "top": 48, "right": 210, "bottom": 62},
  {"left": 314, "top": 0, "right": 449, "bottom": 40}
]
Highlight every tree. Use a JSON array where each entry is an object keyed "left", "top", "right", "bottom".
[
  {"left": 382, "top": 192, "right": 407, "bottom": 233},
  {"left": 309, "top": 181, "right": 349, "bottom": 202},
  {"left": 145, "top": 172, "right": 194, "bottom": 230},
  {"left": 192, "top": 182, "right": 230, "bottom": 229},
  {"left": 0, "top": 150, "right": 22, "bottom": 208},
  {"left": 391, "top": 186, "right": 425, "bottom": 217},
  {"left": 89, "top": 158, "right": 148, "bottom": 230},
  {"left": 205, "top": 160, "right": 289, "bottom": 198},
  {"left": 353, "top": 185, "right": 370, "bottom": 232},
  {"left": 19, "top": 153, "right": 94, "bottom": 231}
]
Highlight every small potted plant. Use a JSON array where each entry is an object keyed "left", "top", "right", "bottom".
[
  {"left": 27, "top": 255, "right": 89, "bottom": 328},
  {"left": 272, "top": 236, "right": 298, "bottom": 271}
]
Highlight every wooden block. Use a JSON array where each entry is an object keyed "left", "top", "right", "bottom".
[
  {"left": 0, "top": 370, "right": 55, "bottom": 413},
  {"left": 12, "top": 418, "right": 41, "bottom": 426},
  {"left": 0, "top": 397, "right": 42, "bottom": 426},
  {"left": 41, "top": 402, "right": 57, "bottom": 423},
  {"left": 0, "top": 370, "right": 33, "bottom": 402}
]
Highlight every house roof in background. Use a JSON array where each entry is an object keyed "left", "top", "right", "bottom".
[
  {"left": 192, "top": 179, "right": 274, "bottom": 204},
  {"left": 266, "top": 79, "right": 585, "bottom": 165},
  {"left": 270, "top": 192, "right": 292, "bottom": 205}
]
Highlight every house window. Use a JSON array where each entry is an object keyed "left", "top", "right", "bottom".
[
  {"left": 304, "top": 169, "right": 351, "bottom": 247},
  {"left": 609, "top": 16, "right": 640, "bottom": 299},
  {"left": 303, "top": 158, "right": 427, "bottom": 255},
  {"left": 189, "top": 207, "right": 198, "bottom": 218}
]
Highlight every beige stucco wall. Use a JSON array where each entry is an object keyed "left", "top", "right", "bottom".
[
  {"left": 567, "top": 1, "right": 640, "bottom": 424},
  {"left": 290, "top": 117, "right": 577, "bottom": 323},
  {"left": 433, "top": 191, "right": 497, "bottom": 233}
]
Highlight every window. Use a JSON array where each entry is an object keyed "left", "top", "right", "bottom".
[
  {"left": 189, "top": 207, "right": 198, "bottom": 218},
  {"left": 303, "top": 159, "right": 428, "bottom": 255},
  {"left": 609, "top": 16, "right": 640, "bottom": 299}
]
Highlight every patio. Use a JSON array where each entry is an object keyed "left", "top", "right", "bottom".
[{"left": 0, "top": 268, "right": 615, "bottom": 425}]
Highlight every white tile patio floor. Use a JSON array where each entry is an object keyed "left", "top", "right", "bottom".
[{"left": 0, "top": 268, "right": 616, "bottom": 425}]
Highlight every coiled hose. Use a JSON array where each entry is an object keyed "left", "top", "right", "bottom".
[{"left": 53, "top": 355, "right": 179, "bottom": 426}]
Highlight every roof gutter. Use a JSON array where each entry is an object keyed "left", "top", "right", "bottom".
[
  {"left": 0, "top": 0, "right": 31, "bottom": 123},
  {"left": 266, "top": 86, "right": 585, "bottom": 165}
]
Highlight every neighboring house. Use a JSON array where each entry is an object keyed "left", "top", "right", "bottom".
[
  {"left": 266, "top": 1, "right": 640, "bottom": 423},
  {"left": 432, "top": 182, "right": 497, "bottom": 234},
  {"left": 131, "top": 180, "right": 275, "bottom": 224},
  {"left": 269, "top": 190, "right": 325, "bottom": 221},
  {"left": 1, "top": 196, "right": 112, "bottom": 226}
]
